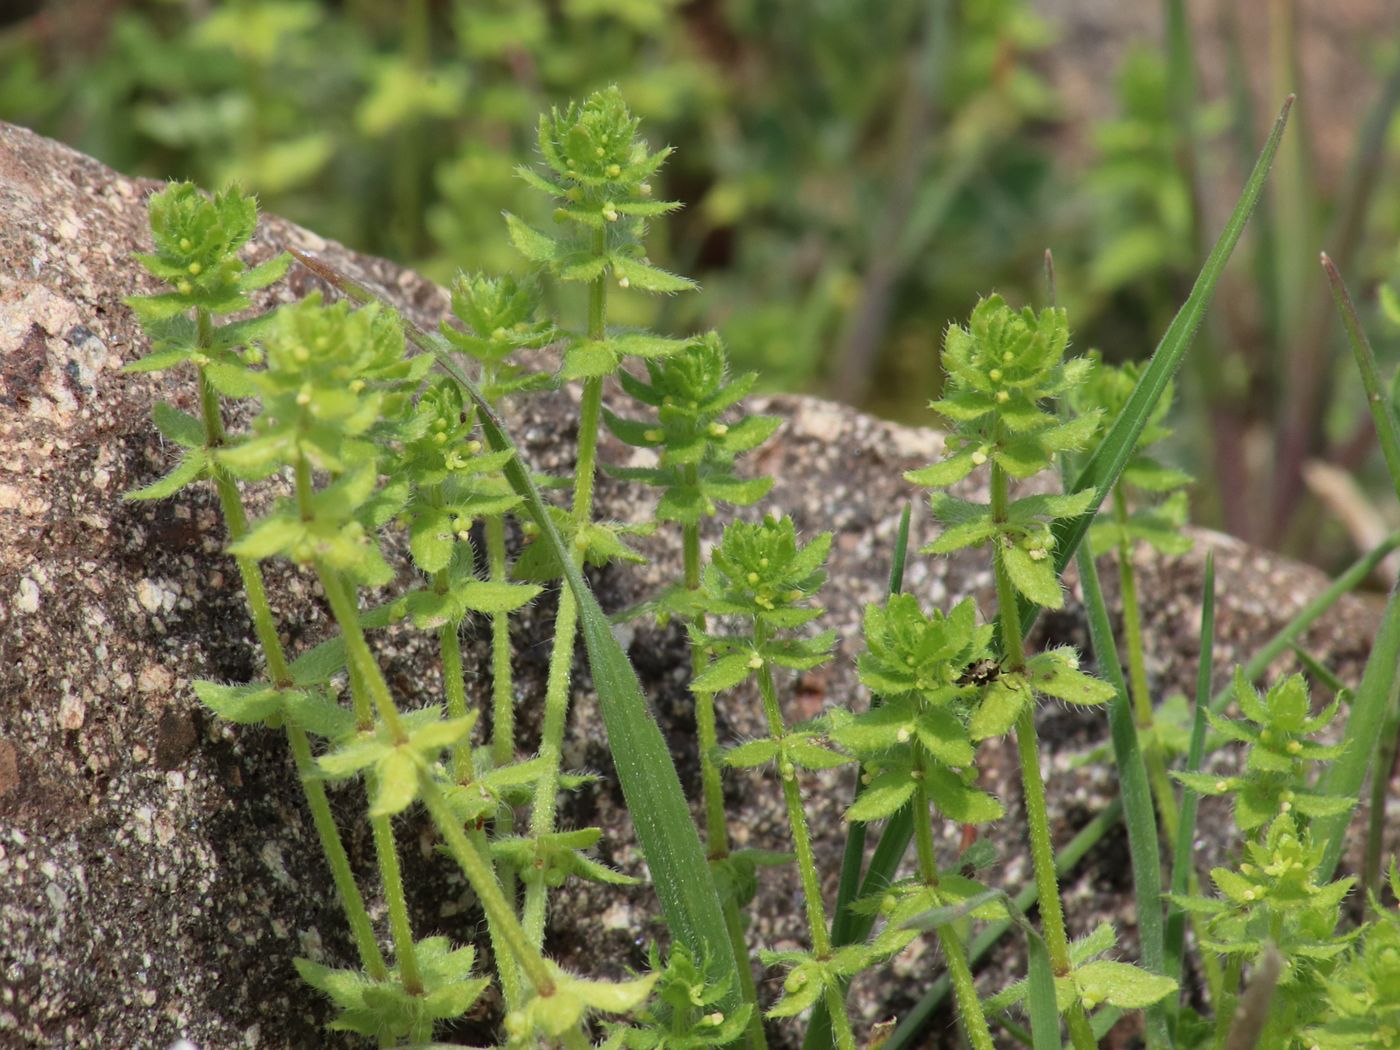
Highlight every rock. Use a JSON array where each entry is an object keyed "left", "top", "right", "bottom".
[{"left": 0, "top": 121, "right": 1387, "bottom": 1049}]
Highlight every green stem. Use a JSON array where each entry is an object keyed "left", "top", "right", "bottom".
[
  {"left": 685, "top": 517, "right": 765, "bottom": 1050},
  {"left": 1112, "top": 489, "right": 1180, "bottom": 845},
  {"left": 316, "top": 563, "right": 406, "bottom": 743},
  {"left": 487, "top": 514, "right": 516, "bottom": 777},
  {"left": 990, "top": 454, "right": 1092, "bottom": 1048},
  {"left": 913, "top": 775, "right": 994, "bottom": 1050},
  {"left": 420, "top": 772, "right": 557, "bottom": 995},
  {"left": 192, "top": 309, "right": 383, "bottom": 977},
  {"left": 687, "top": 519, "right": 730, "bottom": 857},
  {"left": 286, "top": 726, "right": 387, "bottom": 979},
  {"left": 990, "top": 460, "right": 1063, "bottom": 968},
  {"left": 370, "top": 806, "right": 423, "bottom": 995},
  {"left": 755, "top": 648, "right": 855, "bottom": 1050},
  {"left": 522, "top": 232, "right": 610, "bottom": 950},
  {"left": 439, "top": 612, "right": 471, "bottom": 781},
  {"left": 323, "top": 566, "right": 421, "bottom": 998}
]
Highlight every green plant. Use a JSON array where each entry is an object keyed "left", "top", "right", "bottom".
[{"left": 118, "top": 79, "right": 1400, "bottom": 1050}]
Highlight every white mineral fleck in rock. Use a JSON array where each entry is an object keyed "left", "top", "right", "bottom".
[
  {"left": 15, "top": 578, "right": 39, "bottom": 614},
  {"left": 136, "top": 579, "right": 162, "bottom": 614}
]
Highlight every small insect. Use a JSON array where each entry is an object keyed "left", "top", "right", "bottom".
[{"left": 957, "top": 658, "right": 1002, "bottom": 689}]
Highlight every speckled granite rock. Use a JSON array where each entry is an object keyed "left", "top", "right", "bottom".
[{"left": 0, "top": 121, "right": 1390, "bottom": 1050}]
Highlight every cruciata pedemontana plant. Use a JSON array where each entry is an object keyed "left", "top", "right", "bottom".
[{"left": 119, "top": 85, "right": 1400, "bottom": 1050}]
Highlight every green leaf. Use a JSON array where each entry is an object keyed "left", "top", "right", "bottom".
[
  {"left": 1073, "top": 961, "right": 1176, "bottom": 1010},
  {"left": 151, "top": 402, "right": 205, "bottom": 448},
  {"left": 410, "top": 507, "right": 455, "bottom": 574},
  {"left": 692, "top": 653, "right": 756, "bottom": 693},
  {"left": 457, "top": 580, "right": 542, "bottom": 614},
  {"left": 1000, "top": 545, "right": 1063, "bottom": 609},
  {"left": 503, "top": 213, "right": 559, "bottom": 263},
  {"left": 722, "top": 739, "right": 778, "bottom": 769},
  {"left": 241, "top": 252, "right": 291, "bottom": 291},
  {"left": 611, "top": 255, "right": 697, "bottom": 293},
  {"left": 230, "top": 514, "right": 306, "bottom": 561},
  {"left": 370, "top": 749, "right": 420, "bottom": 817},
  {"left": 970, "top": 674, "right": 1032, "bottom": 741},
  {"left": 845, "top": 772, "right": 917, "bottom": 823},
  {"left": 193, "top": 680, "right": 284, "bottom": 725},
  {"left": 783, "top": 737, "right": 852, "bottom": 771},
  {"left": 124, "top": 449, "right": 208, "bottom": 500}
]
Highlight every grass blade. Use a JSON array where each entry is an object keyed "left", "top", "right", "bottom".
[
  {"left": 1075, "top": 539, "right": 1170, "bottom": 1048},
  {"left": 1211, "top": 531, "right": 1400, "bottom": 714},
  {"left": 1322, "top": 253, "right": 1400, "bottom": 498},
  {"left": 1315, "top": 578, "right": 1400, "bottom": 882},
  {"left": 287, "top": 249, "right": 741, "bottom": 1006},
  {"left": 1035, "top": 96, "right": 1293, "bottom": 632},
  {"left": 1166, "top": 553, "right": 1214, "bottom": 1014},
  {"left": 805, "top": 503, "right": 913, "bottom": 1050}
]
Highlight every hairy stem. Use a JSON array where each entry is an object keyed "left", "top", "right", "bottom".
[
  {"left": 487, "top": 514, "right": 516, "bottom": 777},
  {"left": 685, "top": 515, "right": 766, "bottom": 1050},
  {"left": 755, "top": 641, "right": 855, "bottom": 1050},
  {"left": 913, "top": 773, "right": 994, "bottom": 1050},
  {"left": 420, "top": 772, "right": 557, "bottom": 995},
  {"left": 990, "top": 452, "right": 1093, "bottom": 1048},
  {"left": 370, "top": 806, "right": 423, "bottom": 995},
  {"left": 193, "top": 308, "right": 383, "bottom": 978},
  {"left": 523, "top": 230, "right": 610, "bottom": 950}
]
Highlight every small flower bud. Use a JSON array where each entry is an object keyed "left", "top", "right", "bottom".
[
  {"left": 178, "top": 237, "right": 192, "bottom": 250},
  {"left": 708, "top": 422, "right": 729, "bottom": 437},
  {"left": 349, "top": 379, "right": 365, "bottom": 393},
  {"left": 296, "top": 390, "right": 311, "bottom": 406},
  {"left": 779, "top": 761, "right": 795, "bottom": 780},
  {"left": 896, "top": 727, "right": 912, "bottom": 743},
  {"left": 618, "top": 276, "right": 630, "bottom": 289},
  {"left": 1215, "top": 780, "right": 1229, "bottom": 792},
  {"left": 640, "top": 182, "right": 653, "bottom": 197},
  {"left": 747, "top": 654, "right": 763, "bottom": 670},
  {"left": 177, "top": 280, "right": 193, "bottom": 295},
  {"left": 433, "top": 433, "right": 448, "bottom": 445},
  {"left": 971, "top": 450, "right": 987, "bottom": 466},
  {"left": 1285, "top": 740, "right": 1302, "bottom": 755},
  {"left": 746, "top": 571, "right": 759, "bottom": 585},
  {"left": 595, "top": 147, "right": 605, "bottom": 158},
  {"left": 606, "top": 163, "right": 622, "bottom": 177},
  {"left": 988, "top": 368, "right": 1002, "bottom": 382},
  {"left": 467, "top": 440, "right": 483, "bottom": 454},
  {"left": 187, "top": 262, "right": 202, "bottom": 275},
  {"left": 191, "top": 352, "right": 210, "bottom": 367},
  {"left": 759, "top": 557, "right": 769, "bottom": 568},
  {"left": 703, "top": 1012, "right": 725, "bottom": 1027},
  {"left": 995, "top": 390, "right": 1010, "bottom": 403},
  {"left": 644, "top": 429, "right": 663, "bottom": 443}
]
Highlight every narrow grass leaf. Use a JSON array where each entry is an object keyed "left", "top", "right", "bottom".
[
  {"left": 287, "top": 249, "right": 739, "bottom": 1008},
  {"left": 1011, "top": 97, "right": 1293, "bottom": 643},
  {"left": 1322, "top": 253, "right": 1400, "bottom": 498},
  {"left": 1166, "top": 553, "right": 1214, "bottom": 1005},
  {"left": 1314, "top": 578, "right": 1400, "bottom": 881},
  {"left": 1211, "top": 531, "right": 1400, "bottom": 714},
  {"left": 1074, "top": 543, "right": 1169, "bottom": 1048}
]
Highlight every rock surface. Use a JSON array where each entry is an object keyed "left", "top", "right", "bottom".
[{"left": 0, "top": 121, "right": 1390, "bottom": 1049}]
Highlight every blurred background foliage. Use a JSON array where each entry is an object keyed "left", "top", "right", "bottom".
[{"left": 4, "top": 0, "right": 1400, "bottom": 568}]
